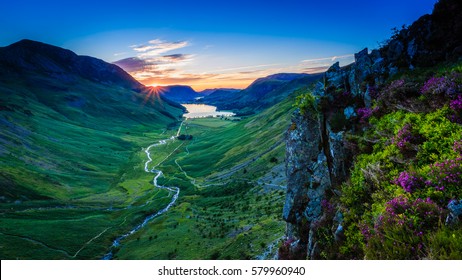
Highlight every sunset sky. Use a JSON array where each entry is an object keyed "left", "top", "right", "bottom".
[{"left": 1, "top": 0, "right": 437, "bottom": 91}]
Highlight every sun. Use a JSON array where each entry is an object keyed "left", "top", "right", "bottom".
[{"left": 140, "top": 84, "right": 167, "bottom": 107}]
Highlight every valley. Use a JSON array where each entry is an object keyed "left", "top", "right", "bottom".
[
  {"left": 0, "top": 47, "right": 295, "bottom": 258},
  {"left": 2, "top": 0, "right": 462, "bottom": 261}
]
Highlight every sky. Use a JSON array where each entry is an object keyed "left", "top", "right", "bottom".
[{"left": 1, "top": 0, "right": 437, "bottom": 91}]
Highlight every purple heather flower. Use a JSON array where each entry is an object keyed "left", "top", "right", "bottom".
[
  {"left": 357, "top": 107, "right": 373, "bottom": 123},
  {"left": 450, "top": 95, "right": 462, "bottom": 112},
  {"left": 394, "top": 171, "right": 423, "bottom": 193},
  {"left": 421, "top": 76, "right": 457, "bottom": 96},
  {"left": 453, "top": 140, "right": 462, "bottom": 156},
  {"left": 392, "top": 123, "right": 418, "bottom": 152}
]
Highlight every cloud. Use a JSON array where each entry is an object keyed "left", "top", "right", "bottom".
[
  {"left": 301, "top": 54, "right": 354, "bottom": 69},
  {"left": 301, "top": 54, "right": 354, "bottom": 64},
  {"left": 131, "top": 39, "right": 189, "bottom": 57},
  {"left": 302, "top": 66, "right": 331, "bottom": 74},
  {"left": 115, "top": 54, "right": 193, "bottom": 74},
  {"left": 114, "top": 39, "right": 193, "bottom": 83},
  {"left": 162, "top": 54, "right": 190, "bottom": 61}
]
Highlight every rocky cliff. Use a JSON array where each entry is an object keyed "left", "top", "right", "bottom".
[{"left": 281, "top": 0, "right": 462, "bottom": 259}]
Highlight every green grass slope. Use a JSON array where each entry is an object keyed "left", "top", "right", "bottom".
[
  {"left": 112, "top": 91, "right": 301, "bottom": 259},
  {"left": 0, "top": 40, "right": 316, "bottom": 259},
  {"left": 0, "top": 41, "right": 185, "bottom": 259}
]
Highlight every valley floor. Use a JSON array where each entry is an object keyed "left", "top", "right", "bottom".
[{"left": 1, "top": 115, "right": 289, "bottom": 259}]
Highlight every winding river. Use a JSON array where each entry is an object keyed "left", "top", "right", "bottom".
[{"left": 102, "top": 125, "right": 183, "bottom": 260}]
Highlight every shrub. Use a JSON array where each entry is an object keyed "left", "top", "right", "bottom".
[
  {"left": 384, "top": 79, "right": 405, "bottom": 95},
  {"left": 425, "top": 157, "right": 462, "bottom": 203},
  {"left": 294, "top": 91, "right": 317, "bottom": 115},
  {"left": 450, "top": 95, "right": 462, "bottom": 111},
  {"left": 392, "top": 123, "right": 422, "bottom": 156},
  {"left": 427, "top": 227, "right": 462, "bottom": 260},
  {"left": 363, "top": 196, "right": 445, "bottom": 259},
  {"left": 357, "top": 107, "right": 373, "bottom": 124},
  {"left": 454, "top": 140, "right": 462, "bottom": 156},
  {"left": 421, "top": 76, "right": 457, "bottom": 96},
  {"left": 449, "top": 95, "right": 462, "bottom": 123},
  {"left": 394, "top": 171, "right": 424, "bottom": 193}
]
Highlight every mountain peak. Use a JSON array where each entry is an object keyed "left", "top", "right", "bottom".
[{"left": 0, "top": 39, "right": 143, "bottom": 90}]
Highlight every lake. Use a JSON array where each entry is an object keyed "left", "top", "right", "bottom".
[{"left": 182, "top": 104, "right": 235, "bottom": 119}]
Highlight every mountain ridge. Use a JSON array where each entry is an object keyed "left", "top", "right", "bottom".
[
  {"left": 0, "top": 39, "right": 143, "bottom": 90},
  {"left": 202, "top": 72, "right": 323, "bottom": 115}
]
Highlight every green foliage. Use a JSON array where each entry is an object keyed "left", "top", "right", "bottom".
[
  {"left": 363, "top": 197, "right": 445, "bottom": 259},
  {"left": 340, "top": 65, "right": 462, "bottom": 259},
  {"left": 427, "top": 227, "right": 462, "bottom": 259},
  {"left": 294, "top": 90, "right": 317, "bottom": 115}
]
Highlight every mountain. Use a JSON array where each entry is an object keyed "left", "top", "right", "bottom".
[
  {"left": 0, "top": 39, "right": 143, "bottom": 90},
  {"left": 157, "top": 85, "right": 199, "bottom": 103},
  {"left": 198, "top": 88, "right": 240, "bottom": 104},
  {"left": 202, "top": 73, "right": 323, "bottom": 115},
  {"left": 281, "top": 0, "right": 462, "bottom": 260},
  {"left": 198, "top": 88, "right": 240, "bottom": 96},
  {"left": 0, "top": 39, "right": 184, "bottom": 203}
]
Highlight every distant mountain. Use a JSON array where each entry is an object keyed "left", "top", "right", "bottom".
[
  {"left": 157, "top": 85, "right": 199, "bottom": 103},
  {"left": 199, "top": 88, "right": 240, "bottom": 96},
  {"left": 202, "top": 73, "right": 323, "bottom": 115},
  {"left": 0, "top": 39, "right": 184, "bottom": 201}
]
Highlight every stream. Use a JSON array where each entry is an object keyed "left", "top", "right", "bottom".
[{"left": 102, "top": 124, "right": 183, "bottom": 260}]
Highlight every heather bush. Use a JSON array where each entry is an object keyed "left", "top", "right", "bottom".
[
  {"left": 449, "top": 95, "right": 462, "bottom": 123},
  {"left": 379, "top": 78, "right": 422, "bottom": 102},
  {"left": 363, "top": 196, "right": 445, "bottom": 259},
  {"left": 454, "top": 140, "right": 462, "bottom": 156},
  {"left": 392, "top": 123, "right": 414, "bottom": 151},
  {"left": 424, "top": 157, "right": 462, "bottom": 204},
  {"left": 356, "top": 107, "right": 372, "bottom": 124},
  {"left": 384, "top": 79, "right": 405, "bottom": 96},
  {"left": 421, "top": 76, "right": 456, "bottom": 96},
  {"left": 394, "top": 171, "right": 425, "bottom": 193},
  {"left": 450, "top": 95, "right": 462, "bottom": 111},
  {"left": 340, "top": 66, "right": 462, "bottom": 260}
]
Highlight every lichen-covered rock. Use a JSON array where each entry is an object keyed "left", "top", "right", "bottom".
[
  {"left": 354, "top": 48, "right": 373, "bottom": 82},
  {"left": 446, "top": 199, "right": 462, "bottom": 225},
  {"left": 283, "top": 108, "right": 351, "bottom": 259},
  {"left": 283, "top": 111, "right": 320, "bottom": 225},
  {"left": 343, "top": 106, "right": 356, "bottom": 119},
  {"left": 328, "top": 129, "right": 348, "bottom": 185},
  {"left": 325, "top": 62, "right": 346, "bottom": 88}
]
